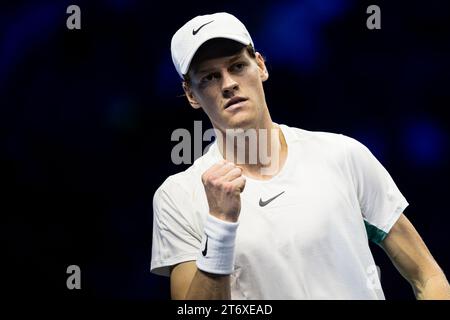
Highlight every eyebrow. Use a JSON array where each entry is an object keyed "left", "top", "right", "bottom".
[{"left": 194, "top": 53, "right": 244, "bottom": 76}]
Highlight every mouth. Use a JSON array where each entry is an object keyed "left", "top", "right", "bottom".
[{"left": 224, "top": 96, "right": 248, "bottom": 109}]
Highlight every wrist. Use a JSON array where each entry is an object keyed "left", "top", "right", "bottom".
[
  {"left": 209, "top": 212, "right": 239, "bottom": 223},
  {"left": 196, "top": 214, "right": 239, "bottom": 275}
]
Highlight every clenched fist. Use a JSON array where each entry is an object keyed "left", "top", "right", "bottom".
[{"left": 201, "top": 160, "right": 246, "bottom": 223}]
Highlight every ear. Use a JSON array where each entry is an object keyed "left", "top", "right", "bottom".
[
  {"left": 182, "top": 81, "right": 201, "bottom": 109},
  {"left": 255, "top": 52, "right": 269, "bottom": 82}
]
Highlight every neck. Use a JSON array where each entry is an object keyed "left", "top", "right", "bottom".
[{"left": 214, "top": 120, "right": 288, "bottom": 180}]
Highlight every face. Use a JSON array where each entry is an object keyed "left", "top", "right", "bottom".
[{"left": 183, "top": 47, "right": 269, "bottom": 132}]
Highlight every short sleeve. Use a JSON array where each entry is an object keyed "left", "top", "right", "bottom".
[
  {"left": 150, "top": 178, "right": 202, "bottom": 277},
  {"left": 344, "top": 136, "right": 409, "bottom": 244}
]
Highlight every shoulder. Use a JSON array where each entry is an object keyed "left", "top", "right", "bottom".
[{"left": 282, "top": 124, "right": 364, "bottom": 156}]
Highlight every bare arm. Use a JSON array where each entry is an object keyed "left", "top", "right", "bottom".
[
  {"left": 380, "top": 213, "right": 450, "bottom": 299},
  {"left": 170, "top": 261, "right": 230, "bottom": 299}
]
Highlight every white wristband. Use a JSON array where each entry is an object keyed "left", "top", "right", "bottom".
[{"left": 196, "top": 214, "right": 239, "bottom": 275}]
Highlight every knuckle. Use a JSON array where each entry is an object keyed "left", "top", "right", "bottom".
[
  {"left": 203, "top": 174, "right": 213, "bottom": 185},
  {"left": 211, "top": 180, "right": 219, "bottom": 188},
  {"left": 224, "top": 183, "right": 234, "bottom": 193},
  {"left": 211, "top": 178, "right": 223, "bottom": 189}
]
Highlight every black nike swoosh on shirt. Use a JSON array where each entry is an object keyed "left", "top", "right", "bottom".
[
  {"left": 202, "top": 235, "right": 208, "bottom": 256},
  {"left": 259, "top": 191, "right": 285, "bottom": 207},
  {"left": 192, "top": 20, "right": 214, "bottom": 35}
]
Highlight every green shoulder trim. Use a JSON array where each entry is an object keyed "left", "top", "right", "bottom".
[{"left": 364, "top": 220, "right": 388, "bottom": 245}]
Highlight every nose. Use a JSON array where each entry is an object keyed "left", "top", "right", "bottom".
[{"left": 221, "top": 71, "right": 239, "bottom": 97}]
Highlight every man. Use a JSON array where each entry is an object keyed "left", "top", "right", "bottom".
[{"left": 150, "top": 12, "right": 450, "bottom": 299}]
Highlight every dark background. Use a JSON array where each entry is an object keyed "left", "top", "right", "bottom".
[{"left": 1, "top": 0, "right": 449, "bottom": 300}]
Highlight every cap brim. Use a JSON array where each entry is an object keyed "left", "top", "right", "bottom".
[{"left": 180, "top": 34, "right": 252, "bottom": 76}]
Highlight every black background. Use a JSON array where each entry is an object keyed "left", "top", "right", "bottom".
[{"left": 1, "top": 0, "right": 449, "bottom": 300}]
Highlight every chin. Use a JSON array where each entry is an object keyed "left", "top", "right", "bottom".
[{"left": 226, "top": 114, "right": 255, "bottom": 130}]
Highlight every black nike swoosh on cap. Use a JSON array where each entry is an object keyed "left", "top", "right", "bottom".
[
  {"left": 202, "top": 235, "right": 208, "bottom": 256},
  {"left": 259, "top": 191, "right": 285, "bottom": 207},
  {"left": 192, "top": 20, "right": 214, "bottom": 35}
]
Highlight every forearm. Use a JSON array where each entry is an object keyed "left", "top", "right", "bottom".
[
  {"left": 185, "top": 268, "right": 231, "bottom": 299},
  {"left": 381, "top": 214, "right": 450, "bottom": 300},
  {"left": 413, "top": 272, "right": 450, "bottom": 300},
  {"left": 184, "top": 213, "right": 238, "bottom": 299}
]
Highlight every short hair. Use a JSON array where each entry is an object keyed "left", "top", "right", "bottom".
[{"left": 183, "top": 38, "right": 256, "bottom": 84}]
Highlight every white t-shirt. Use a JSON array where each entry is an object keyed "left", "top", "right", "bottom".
[{"left": 150, "top": 124, "right": 409, "bottom": 299}]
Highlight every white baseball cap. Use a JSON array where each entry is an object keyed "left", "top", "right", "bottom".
[{"left": 170, "top": 12, "right": 254, "bottom": 78}]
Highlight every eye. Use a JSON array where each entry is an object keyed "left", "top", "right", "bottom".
[
  {"left": 201, "top": 74, "right": 212, "bottom": 83},
  {"left": 232, "top": 63, "right": 246, "bottom": 72},
  {"left": 200, "top": 73, "right": 218, "bottom": 84}
]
